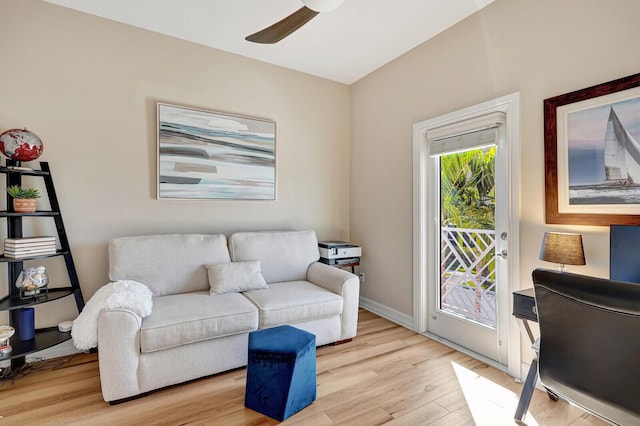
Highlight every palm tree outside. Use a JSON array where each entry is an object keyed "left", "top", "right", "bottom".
[
  {"left": 439, "top": 146, "right": 497, "bottom": 326},
  {"left": 440, "top": 147, "right": 496, "bottom": 230}
]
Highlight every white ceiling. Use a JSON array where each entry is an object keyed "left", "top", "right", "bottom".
[{"left": 44, "top": 0, "right": 496, "bottom": 84}]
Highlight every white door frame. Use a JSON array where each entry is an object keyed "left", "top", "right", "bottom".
[{"left": 412, "top": 92, "right": 521, "bottom": 379}]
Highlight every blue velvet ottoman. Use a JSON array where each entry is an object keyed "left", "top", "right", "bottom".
[{"left": 244, "top": 325, "right": 316, "bottom": 421}]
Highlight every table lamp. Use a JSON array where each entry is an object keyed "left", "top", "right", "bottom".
[{"left": 539, "top": 231, "right": 586, "bottom": 272}]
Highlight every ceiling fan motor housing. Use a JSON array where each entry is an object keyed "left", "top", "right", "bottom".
[{"left": 301, "top": 0, "right": 344, "bottom": 12}]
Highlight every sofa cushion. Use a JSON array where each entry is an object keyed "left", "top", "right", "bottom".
[
  {"left": 242, "top": 281, "right": 343, "bottom": 328},
  {"left": 206, "top": 261, "right": 268, "bottom": 294},
  {"left": 140, "top": 291, "right": 258, "bottom": 353},
  {"left": 109, "top": 234, "right": 231, "bottom": 296},
  {"left": 228, "top": 231, "right": 320, "bottom": 284}
]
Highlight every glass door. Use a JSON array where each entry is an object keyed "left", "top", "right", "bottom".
[
  {"left": 413, "top": 93, "right": 520, "bottom": 375},
  {"left": 427, "top": 140, "right": 508, "bottom": 363}
]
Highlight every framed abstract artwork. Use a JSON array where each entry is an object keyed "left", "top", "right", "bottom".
[
  {"left": 157, "top": 103, "right": 276, "bottom": 200},
  {"left": 544, "top": 72, "right": 640, "bottom": 225}
]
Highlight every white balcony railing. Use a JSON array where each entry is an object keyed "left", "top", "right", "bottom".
[{"left": 440, "top": 227, "right": 496, "bottom": 328}]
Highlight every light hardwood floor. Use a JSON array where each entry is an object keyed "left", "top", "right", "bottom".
[{"left": 0, "top": 309, "right": 608, "bottom": 426}]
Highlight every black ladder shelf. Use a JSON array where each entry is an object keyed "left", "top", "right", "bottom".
[{"left": 0, "top": 160, "right": 85, "bottom": 370}]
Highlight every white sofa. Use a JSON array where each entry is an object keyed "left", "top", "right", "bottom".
[{"left": 96, "top": 230, "right": 359, "bottom": 402}]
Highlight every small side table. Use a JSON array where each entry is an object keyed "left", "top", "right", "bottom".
[
  {"left": 319, "top": 258, "right": 360, "bottom": 274},
  {"left": 512, "top": 289, "right": 558, "bottom": 422},
  {"left": 338, "top": 260, "right": 359, "bottom": 274}
]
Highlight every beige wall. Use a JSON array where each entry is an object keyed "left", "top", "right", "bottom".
[
  {"left": 3, "top": 0, "right": 640, "bottom": 351},
  {"left": 0, "top": 0, "right": 350, "bottom": 327},
  {"left": 351, "top": 0, "right": 640, "bottom": 316}
]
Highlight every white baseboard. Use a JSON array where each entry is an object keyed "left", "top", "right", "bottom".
[
  {"left": 359, "top": 296, "right": 414, "bottom": 330},
  {"left": 359, "top": 297, "right": 520, "bottom": 379}
]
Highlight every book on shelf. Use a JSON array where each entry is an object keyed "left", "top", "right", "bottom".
[
  {"left": 4, "top": 249, "right": 57, "bottom": 258},
  {"left": 4, "top": 244, "right": 56, "bottom": 252},
  {"left": 5, "top": 236, "right": 56, "bottom": 245},
  {"left": 3, "top": 236, "right": 57, "bottom": 253},
  {"left": 4, "top": 245, "right": 56, "bottom": 253},
  {"left": 4, "top": 240, "right": 57, "bottom": 248}
]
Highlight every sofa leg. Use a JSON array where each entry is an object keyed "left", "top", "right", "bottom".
[{"left": 333, "top": 338, "right": 352, "bottom": 345}]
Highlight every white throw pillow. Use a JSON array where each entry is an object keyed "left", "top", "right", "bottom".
[{"left": 206, "top": 261, "right": 268, "bottom": 294}]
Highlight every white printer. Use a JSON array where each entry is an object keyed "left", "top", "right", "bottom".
[{"left": 318, "top": 241, "right": 361, "bottom": 266}]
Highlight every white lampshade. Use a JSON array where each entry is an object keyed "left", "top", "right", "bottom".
[{"left": 301, "top": 0, "right": 344, "bottom": 12}]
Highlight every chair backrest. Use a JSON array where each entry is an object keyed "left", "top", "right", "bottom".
[{"left": 532, "top": 268, "right": 640, "bottom": 425}]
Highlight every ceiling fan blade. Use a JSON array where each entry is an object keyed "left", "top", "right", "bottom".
[{"left": 245, "top": 6, "right": 319, "bottom": 44}]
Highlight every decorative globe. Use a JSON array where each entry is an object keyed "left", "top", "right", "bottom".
[{"left": 0, "top": 128, "right": 44, "bottom": 161}]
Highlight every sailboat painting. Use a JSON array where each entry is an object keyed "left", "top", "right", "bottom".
[
  {"left": 157, "top": 103, "right": 275, "bottom": 200},
  {"left": 566, "top": 96, "right": 640, "bottom": 205}
]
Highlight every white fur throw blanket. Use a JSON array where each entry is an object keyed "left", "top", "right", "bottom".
[{"left": 71, "top": 280, "right": 153, "bottom": 350}]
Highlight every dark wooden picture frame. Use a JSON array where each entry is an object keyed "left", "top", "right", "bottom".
[{"left": 544, "top": 72, "right": 640, "bottom": 226}]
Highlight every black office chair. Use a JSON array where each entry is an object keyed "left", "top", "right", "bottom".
[{"left": 532, "top": 268, "right": 640, "bottom": 426}]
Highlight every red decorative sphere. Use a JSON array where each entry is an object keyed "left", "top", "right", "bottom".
[{"left": 0, "top": 128, "right": 44, "bottom": 162}]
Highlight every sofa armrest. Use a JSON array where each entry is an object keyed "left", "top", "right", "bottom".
[
  {"left": 97, "top": 309, "right": 143, "bottom": 402},
  {"left": 307, "top": 262, "right": 360, "bottom": 340}
]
